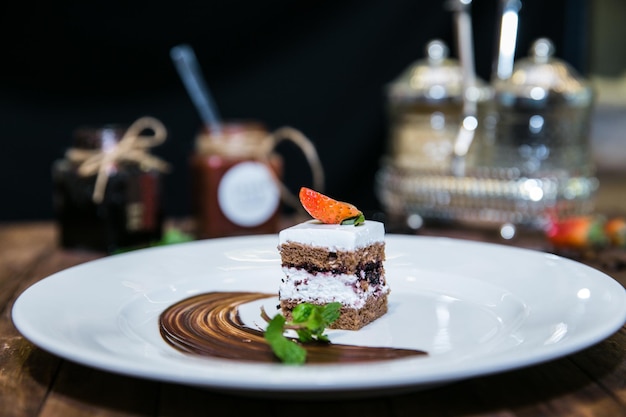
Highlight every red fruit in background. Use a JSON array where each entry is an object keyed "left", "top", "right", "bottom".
[
  {"left": 605, "top": 217, "right": 626, "bottom": 247},
  {"left": 298, "top": 187, "right": 364, "bottom": 225},
  {"left": 546, "top": 215, "right": 608, "bottom": 250}
]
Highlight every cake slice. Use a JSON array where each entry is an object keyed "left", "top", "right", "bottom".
[{"left": 277, "top": 188, "right": 389, "bottom": 330}]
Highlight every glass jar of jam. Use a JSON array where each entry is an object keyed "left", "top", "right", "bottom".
[
  {"left": 52, "top": 118, "right": 168, "bottom": 253},
  {"left": 191, "top": 122, "right": 284, "bottom": 238}
]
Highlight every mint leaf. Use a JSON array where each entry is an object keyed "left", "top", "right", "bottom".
[
  {"left": 292, "top": 303, "right": 324, "bottom": 335},
  {"left": 264, "top": 314, "right": 307, "bottom": 364},
  {"left": 321, "top": 302, "right": 342, "bottom": 324},
  {"left": 262, "top": 302, "right": 341, "bottom": 364},
  {"left": 113, "top": 227, "right": 193, "bottom": 254},
  {"left": 341, "top": 213, "right": 365, "bottom": 226},
  {"left": 292, "top": 303, "right": 315, "bottom": 322},
  {"left": 157, "top": 228, "right": 194, "bottom": 245}
]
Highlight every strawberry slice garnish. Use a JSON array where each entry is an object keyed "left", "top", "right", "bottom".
[{"left": 299, "top": 187, "right": 364, "bottom": 225}]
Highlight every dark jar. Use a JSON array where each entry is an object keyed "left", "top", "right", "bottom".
[
  {"left": 52, "top": 123, "right": 166, "bottom": 253},
  {"left": 190, "top": 122, "right": 283, "bottom": 238}
]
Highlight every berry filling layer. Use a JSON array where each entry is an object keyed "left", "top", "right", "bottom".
[{"left": 279, "top": 265, "right": 389, "bottom": 309}]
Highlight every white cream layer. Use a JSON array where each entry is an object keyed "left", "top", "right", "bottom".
[
  {"left": 279, "top": 267, "right": 389, "bottom": 309},
  {"left": 278, "top": 220, "right": 384, "bottom": 251}
]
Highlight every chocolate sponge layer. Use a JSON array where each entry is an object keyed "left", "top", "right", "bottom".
[
  {"left": 279, "top": 242, "right": 385, "bottom": 273},
  {"left": 280, "top": 293, "right": 388, "bottom": 331}
]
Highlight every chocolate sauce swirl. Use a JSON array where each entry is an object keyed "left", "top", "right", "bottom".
[{"left": 159, "top": 292, "right": 426, "bottom": 363}]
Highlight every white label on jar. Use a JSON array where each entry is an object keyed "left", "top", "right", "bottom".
[{"left": 218, "top": 161, "right": 280, "bottom": 227}]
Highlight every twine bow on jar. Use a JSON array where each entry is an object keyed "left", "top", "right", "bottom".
[
  {"left": 266, "top": 126, "right": 325, "bottom": 210},
  {"left": 65, "top": 116, "right": 170, "bottom": 204}
]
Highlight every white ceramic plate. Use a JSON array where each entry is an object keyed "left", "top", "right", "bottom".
[{"left": 12, "top": 235, "right": 626, "bottom": 396}]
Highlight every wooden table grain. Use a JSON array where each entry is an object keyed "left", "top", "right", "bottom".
[{"left": 2, "top": 176, "right": 626, "bottom": 417}]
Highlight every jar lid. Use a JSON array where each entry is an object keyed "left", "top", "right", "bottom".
[
  {"left": 195, "top": 121, "right": 270, "bottom": 158},
  {"left": 387, "top": 39, "right": 490, "bottom": 104},
  {"left": 494, "top": 38, "right": 593, "bottom": 107}
]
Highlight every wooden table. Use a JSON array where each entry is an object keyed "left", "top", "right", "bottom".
[{"left": 2, "top": 176, "right": 626, "bottom": 416}]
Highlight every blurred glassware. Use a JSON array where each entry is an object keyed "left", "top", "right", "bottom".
[
  {"left": 52, "top": 117, "right": 168, "bottom": 253},
  {"left": 476, "top": 38, "right": 596, "bottom": 179},
  {"left": 385, "top": 39, "right": 491, "bottom": 172},
  {"left": 377, "top": 38, "right": 598, "bottom": 233}
]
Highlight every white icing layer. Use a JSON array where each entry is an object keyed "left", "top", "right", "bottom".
[
  {"left": 278, "top": 220, "right": 384, "bottom": 251},
  {"left": 279, "top": 267, "right": 389, "bottom": 309}
]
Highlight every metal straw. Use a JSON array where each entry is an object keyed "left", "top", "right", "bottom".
[
  {"left": 493, "top": 0, "right": 522, "bottom": 82},
  {"left": 170, "top": 44, "right": 222, "bottom": 134},
  {"left": 447, "top": 0, "right": 479, "bottom": 176}
]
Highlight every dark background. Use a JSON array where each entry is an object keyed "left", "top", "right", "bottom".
[{"left": 0, "top": 0, "right": 588, "bottom": 221}]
